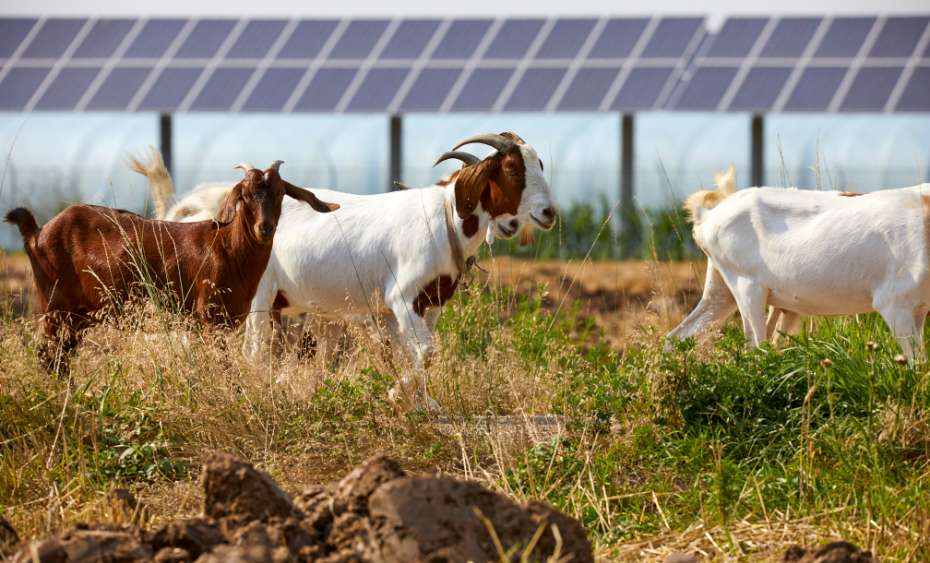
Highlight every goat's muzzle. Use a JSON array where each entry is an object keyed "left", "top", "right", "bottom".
[
  {"left": 256, "top": 221, "right": 276, "bottom": 243},
  {"left": 531, "top": 207, "right": 557, "bottom": 230}
]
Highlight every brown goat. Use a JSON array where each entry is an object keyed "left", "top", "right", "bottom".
[{"left": 5, "top": 162, "right": 338, "bottom": 371}]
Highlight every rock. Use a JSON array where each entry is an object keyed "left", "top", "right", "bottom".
[
  {"left": 12, "top": 525, "right": 151, "bottom": 562},
  {"left": 194, "top": 543, "right": 274, "bottom": 563},
  {"left": 365, "top": 476, "right": 593, "bottom": 563},
  {"left": 201, "top": 453, "right": 295, "bottom": 522},
  {"left": 332, "top": 455, "right": 405, "bottom": 515},
  {"left": 784, "top": 541, "right": 877, "bottom": 563},
  {"left": 148, "top": 518, "right": 222, "bottom": 558}
]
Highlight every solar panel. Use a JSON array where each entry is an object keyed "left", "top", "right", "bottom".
[
  {"left": 139, "top": 68, "right": 203, "bottom": 110},
  {"left": 85, "top": 67, "right": 150, "bottom": 110},
  {"left": 0, "top": 67, "right": 50, "bottom": 110},
  {"left": 896, "top": 67, "right": 930, "bottom": 111},
  {"left": 175, "top": 20, "right": 235, "bottom": 59},
  {"left": 728, "top": 66, "right": 791, "bottom": 110},
  {"left": 484, "top": 19, "right": 544, "bottom": 59},
  {"left": 705, "top": 18, "right": 766, "bottom": 58},
  {"left": 0, "top": 18, "right": 36, "bottom": 58},
  {"left": 399, "top": 68, "right": 461, "bottom": 111},
  {"left": 673, "top": 66, "right": 738, "bottom": 109},
  {"left": 380, "top": 19, "right": 439, "bottom": 59},
  {"left": 558, "top": 66, "right": 619, "bottom": 110},
  {"left": 35, "top": 67, "right": 100, "bottom": 110},
  {"left": 73, "top": 19, "right": 133, "bottom": 59},
  {"left": 243, "top": 67, "right": 304, "bottom": 111},
  {"left": 125, "top": 19, "right": 185, "bottom": 59},
  {"left": 841, "top": 66, "right": 903, "bottom": 111},
  {"left": 22, "top": 19, "right": 85, "bottom": 58},
  {"left": 0, "top": 15, "right": 927, "bottom": 114},
  {"left": 294, "top": 67, "right": 357, "bottom": 111},
  {"left": 588, "top": 18, "right": 648, "bottom": 59},
  {"left": 431, "top": 19, "right": 491, "bottom": 59},
  {"left": 347, "top": 68, "right": 409, "bottom": 111},
  {"left": 759, "top": 18, "right": 820, "bottom": 58},
  {"left": 536, "top": 19, "right": 596, "bottom": 59},
  {"left": 783, "top": 66, "right": 846, "bottom": 111},
  {"left": 869, "top": 17, "right": 929, "bottom": 57},
  {"left": 226, "top": 20, "right": 287, "bottom": 59},
  {"left": 330, "top": 20, "right": 389, "bottom": 59},
  {"left": 611, "top": 66, "right": 673, "bottom": 110},
  {"left": 814, "top": 17, "right": 875, "bottom": 58},
  {"left": 278, "top": 20, "right": 337, "bottom": 58},
  {"left": 190, "top": 67, "right": 254, "bottom": 110},
  {"left": 641, "top": 18, "right": 703, "bottom": 58},
  {"left": 504, "top": 67, "right": 566, "bottom": 110},
  {"left": 451, "top": 67, "right": 514, "bottom": 110}
]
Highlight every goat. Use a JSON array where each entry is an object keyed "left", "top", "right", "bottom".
[
  {"left": 6, "top": 162, "right": 338, "bottom": 371},
  {"left": 132, "top": 132, "right": 557, "bottom": 402},
  {"left": 666, "top": 167, "right": 930, "bottom": 361}
]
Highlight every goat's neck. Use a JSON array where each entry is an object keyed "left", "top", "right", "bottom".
[
  {"left": 219, "top": 212, "right": 272, "bottom": 275},
  {"left": 445, "top": 188, "right": 489, "bottom": 260}
]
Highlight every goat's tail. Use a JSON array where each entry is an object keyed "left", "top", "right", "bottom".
[
  {"left": 684, "top": 164, "right": 736, "bottom": 225},
  {"left": 5, "top": 207, "right": 40, "bottom": 244},
  {"left": 128, "top": 146, "right": 174, "bottom": 219}
]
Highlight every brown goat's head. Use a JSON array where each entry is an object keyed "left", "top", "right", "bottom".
[
  {"left": 436, "top": 132, "right": 557, "bottom": 242},
  {"left": 215, "top": 161, "right": 339, "bottom": 244}
]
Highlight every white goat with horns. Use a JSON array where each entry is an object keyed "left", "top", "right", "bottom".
[{"left": 131, "top": 132, "right": 558, "bottom": 401}]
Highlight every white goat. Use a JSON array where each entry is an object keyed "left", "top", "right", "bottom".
[
  {"left": 131, "top": 132, "right": 557, "bottom": 392},
  {"left": 667, "top": 168, "right": 930, "bottom": 360}
]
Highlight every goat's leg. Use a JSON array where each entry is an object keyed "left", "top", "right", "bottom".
[
  {"left": 771, "top": 310, "right": 802, "bottom": 345},
  {"left": 385, "top": 293, "right": 438, "bottom": 411},
  {"left": 664, "top": 261, "right": 737, "bottom": 349},
  {"left": 879, "top": 303, "right": 927, "bottom": 363},
  {"left": 424, "top": 307, "right": 442, "bottom": 333},
  {"left": 243, "top": 286, "right": 275, "bottom": 359},
  {"left": 729, "top": 276, "right": 768, "bottom": 347}
]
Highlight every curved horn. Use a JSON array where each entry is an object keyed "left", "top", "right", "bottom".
[
  {"left": 433, "top": 151, "right": 480, "bottom": 167},
  {"left": 451, "top": 133, "right": 514, "bottom": 153},
  {"left": 268, "top": 160, "right": 284, "bottom": 172},
  {"left": 233, "top": 163, "right": 255, "bottom": 174}
]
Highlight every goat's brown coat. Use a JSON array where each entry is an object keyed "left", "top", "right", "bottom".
[{"left": 6, "top": 167, "right": 336, "bottom": 369}]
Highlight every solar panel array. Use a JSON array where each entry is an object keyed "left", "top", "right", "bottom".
[{"left": 0, "top": 15, "right": 927, "bottom": 113}]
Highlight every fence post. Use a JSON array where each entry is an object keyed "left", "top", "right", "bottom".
[
  {"left": 751, "top": 113, "right": 764, "bottom": 187},
  {"left": 389, "top": 114, "right": 403, "bottom": 191},
  {"left": 620, "top": 113, "right": 635, "bottom": 257}
]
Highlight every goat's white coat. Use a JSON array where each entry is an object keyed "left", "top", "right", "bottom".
[
  {"left": 668, "top": 183, "right": 930, "bottom": 360},
  {"left": 133, "top": 144, "right": 556, "bottom": 371}
]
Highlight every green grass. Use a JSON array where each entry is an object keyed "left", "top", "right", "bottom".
[{"left": 1, "top": 264, "right": 929, "bottom": 560}]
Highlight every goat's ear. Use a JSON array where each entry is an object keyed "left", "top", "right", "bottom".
[
  {"left": 454, "top": 157, "right": 497, "bottom": 218},
  {"left": 214, "top": 183, "right": 243, "bottom": 224},
  {"left": 284, "top": 183, "right": 340, "bottom": 213}
]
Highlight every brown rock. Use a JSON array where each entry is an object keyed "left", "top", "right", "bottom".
[
  {"left": 332, "top": 455, "right": 405, "bottom": 515},
  {"left": 784, "top": 541, "right": 877, "bottom": 563},
  {"left": 12, "top": 525, "right": 151, "bottom": 562},
  {"left": 154, "top": 547, "right": 191, "bottom": 562},
  {"left": 148, "top": 518, "right": 222, "bottom": 558},
  {"left": 365, "top": 476, "right": 593, "bottom": 563},
  {"left": 201, "top": 453, "right": 295, "bottom": 522},
  {"left": 194, "top": 544, "right": 273, "bottom": 563}
]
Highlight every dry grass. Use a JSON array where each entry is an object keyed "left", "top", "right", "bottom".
[{"left": 2, "top": 252, "right": 928, "bottom": 561}]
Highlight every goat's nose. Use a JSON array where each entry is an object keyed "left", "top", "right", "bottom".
[
  {"left": 509, "top": 218, "right": 520, "bottom": 230},
  {"left": 259, "top": 222, "right": 274, "bottom": 236},
  {"left": 541, "top": 207, "right": 556, "bottom": 222}
]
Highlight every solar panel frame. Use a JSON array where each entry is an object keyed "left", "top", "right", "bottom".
[
  {"left": 346, "top": 67, "right": 409, "bottom": 111},
  {"left": 399, "top": 67, "right": 462, "bottom": 111},
  {"left": 242, "top": 67, "right": 304, "bottom": 111},
  {"left": 293, "top": 67, "right": 358, "bottom": 111},
  {"left": 138, "top": 67, "right": 204, "bottom": 110},
  {"left": 728, "top": 66, "right": 792, "bottom": 110},
  {"left": 869, "top": 16, "right": 930, "bottom": 58},
  {"left": 190, "top": 67, "right": 254, "bottom": 110},
  {"left": 813, "top": 17, "right": 876, "bottom": 58},
  {"left": 329, "top": 20, "right": 390, "bottom": 59},
  {"left": 557, "top": 66, "right": 620, "bottom": 110},
  {"left": 483, "top": 19, "right": 545, "bottom": 60},
  {"left": 672, "top": 65, "right": 739, "bottom": 110},
  {"left": 611, "top": 66, "right": 674, "bottom": 110},
  {"left": 641, "top": 17, "right": 704, "bottom": 58},
  {"left": 759, "top": 17, "right": 820, "bottom": 58},
  {"left": 895, "top": 65, "right": 930, "bottom": 111},
  {"left": 175, "top": 19, "right": 236, "bottom": 59},
  {"left": 451, "top": 66, "right": 514, "bottom": 111},
  {"left": 430, "top": 19, "right": 492, "bottom": 60},
  {"left": 704, "top": 17, "right": 767, "bottom": 58},
  {"left": 277, "top": 20, "right": 338, "bottom": 59},
  {"left": 503, "top": 66, "right": 567, "bottom": 110},
  {"left": 379, "top": 19, "right": 440, "bottom": 59},
  {"left": 782, "top": 66, "right": 847, "bottom": 111}
]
